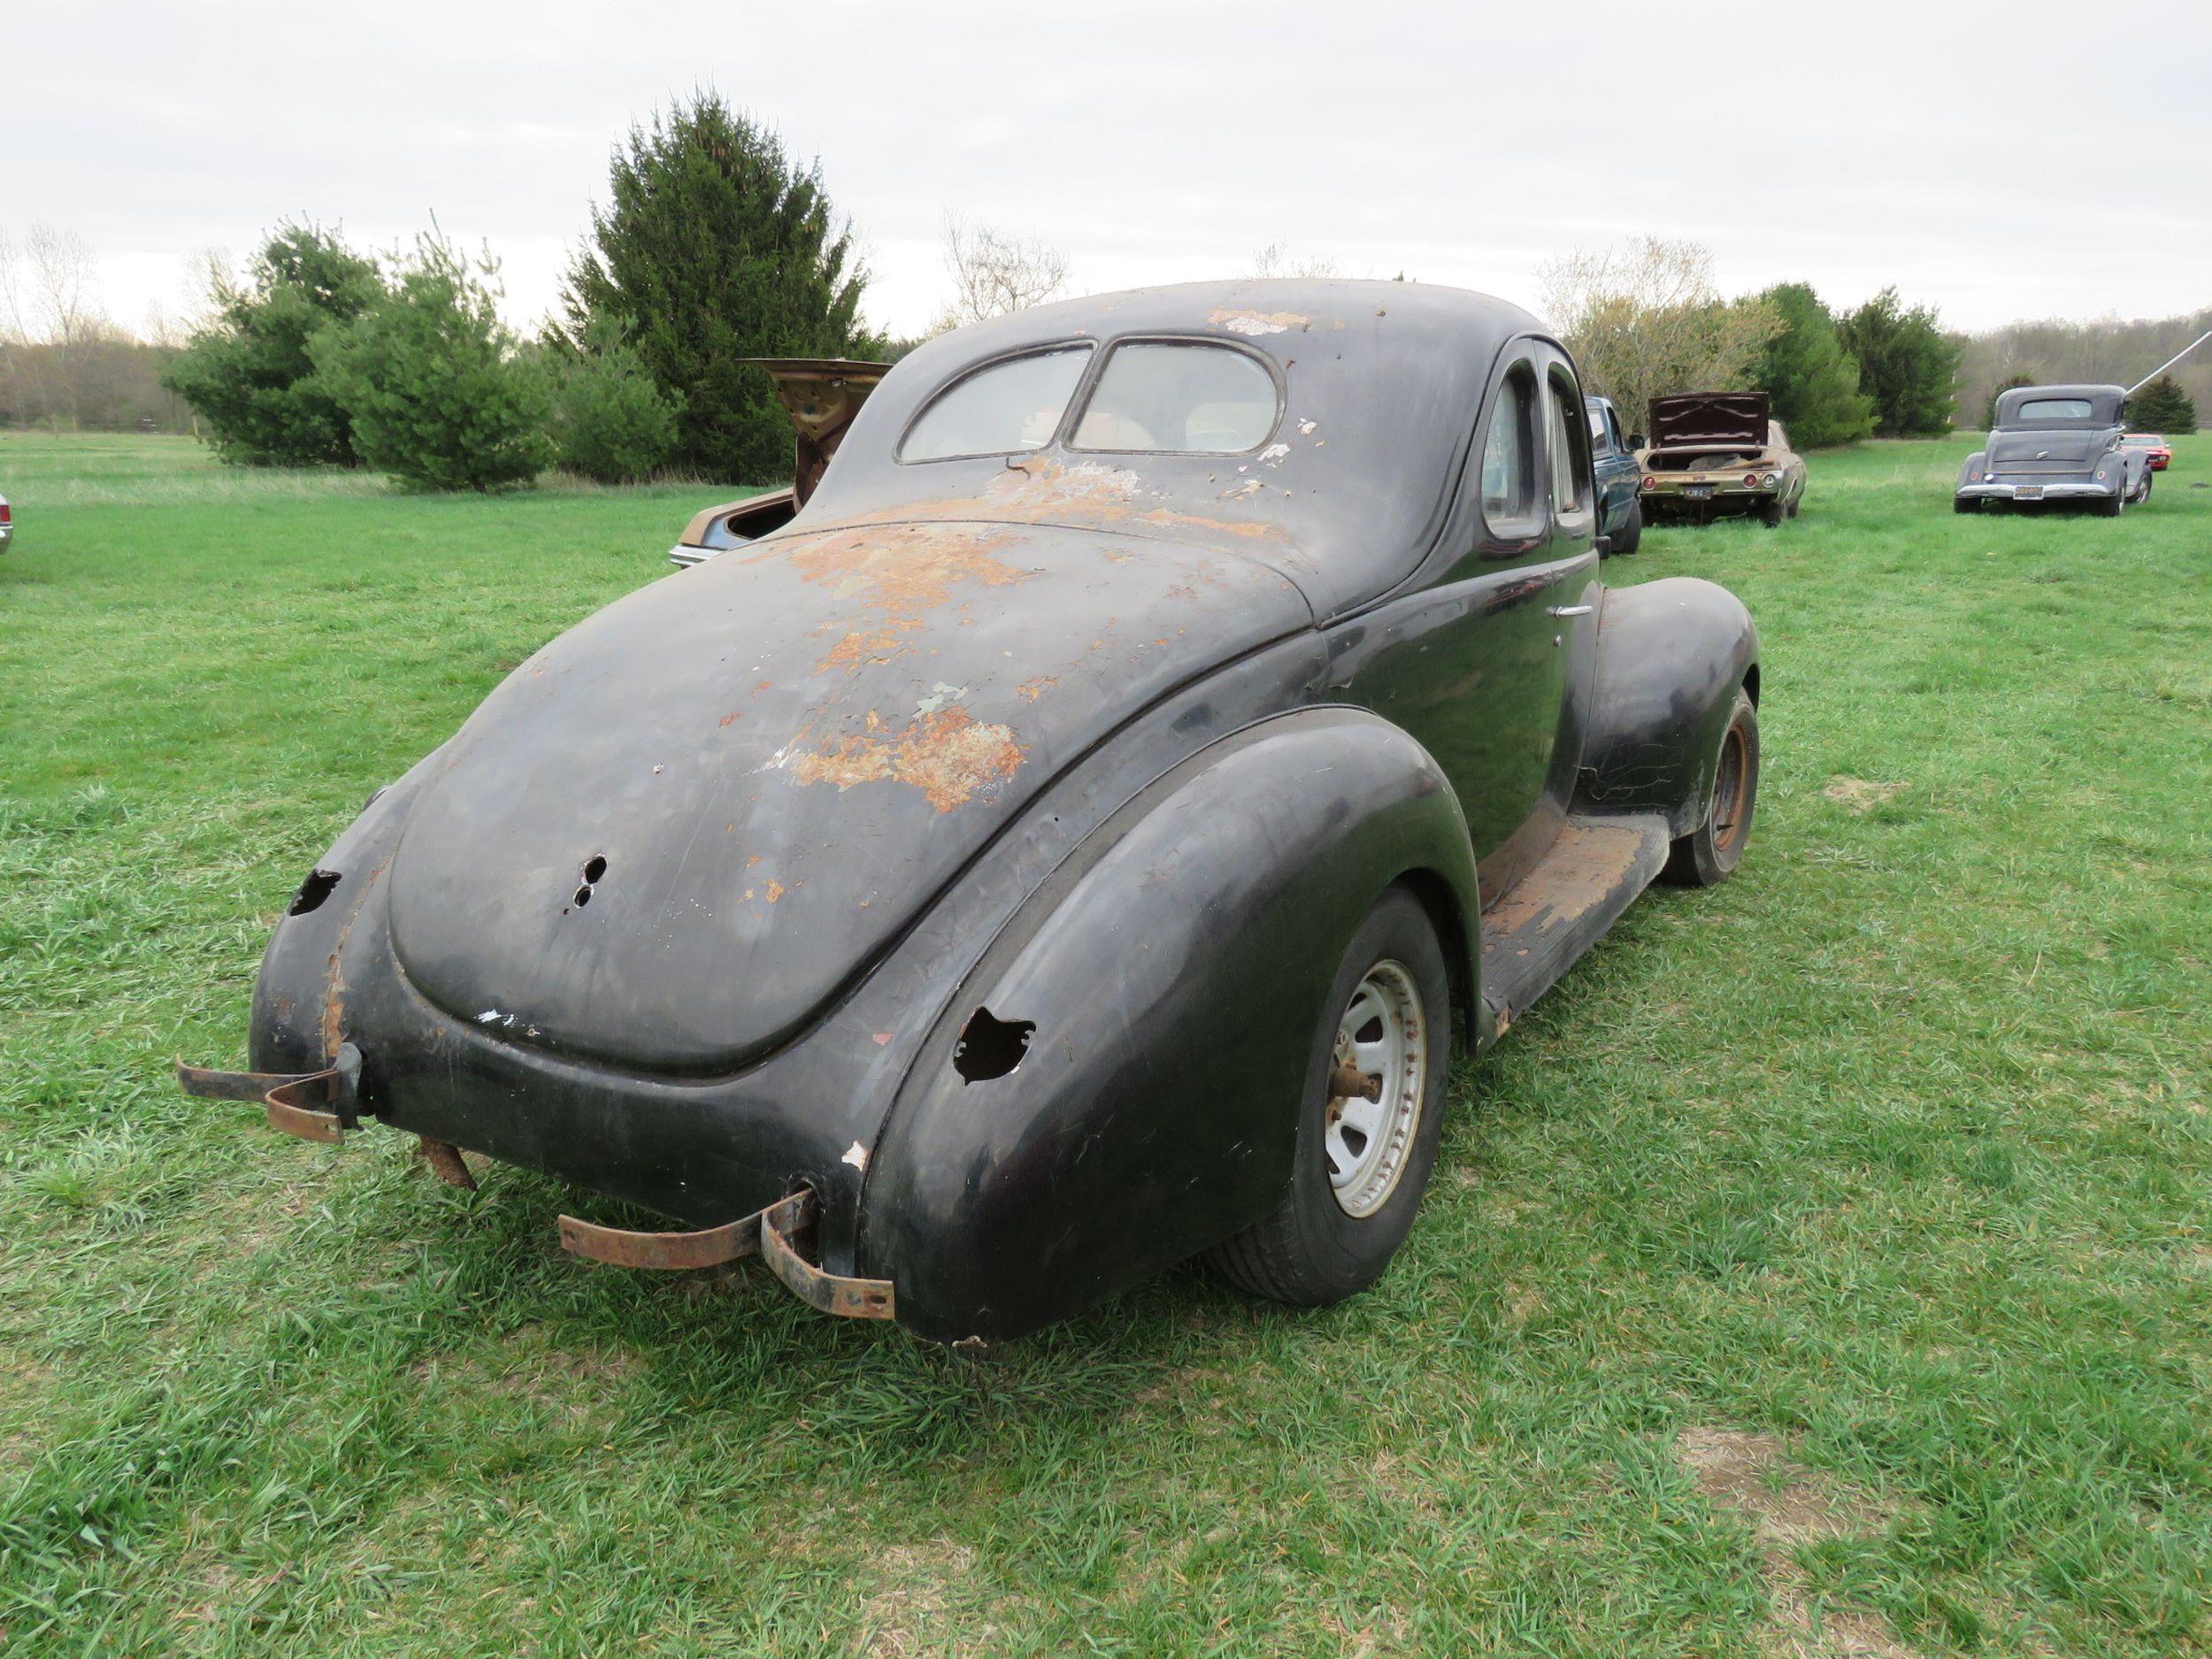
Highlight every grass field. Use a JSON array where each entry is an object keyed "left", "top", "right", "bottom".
[{"left": 3, "top": 430, "right": 2208, "bottom": 1657}]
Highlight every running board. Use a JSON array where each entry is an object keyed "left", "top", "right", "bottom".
[{"left": 1479, "top": 813, "right": 1670, "bottom": 1038}]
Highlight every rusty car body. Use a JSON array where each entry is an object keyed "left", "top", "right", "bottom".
[
  {"left": 1956, "top": 383, "right": 2147, "bottom": 514},
  {"left": 1636, "top": 393, "right": 1806, "bottom": 526},
  {"left": 182, "top": 280, "right": 1762, "bottom": 1344},
  {"left": 669, "top": 359, "right": 887, "bottom": 567}
]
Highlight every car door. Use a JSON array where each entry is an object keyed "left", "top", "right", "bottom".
[{"left": 1333, "top": 340, "right": 1592, "bottom": 903}]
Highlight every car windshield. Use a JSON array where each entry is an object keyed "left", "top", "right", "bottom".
[
  {"left": 2016, "top": 397, "right": 2093, "bottom": 421},
  {"left": 1071, "top": 342, "right": 1279, "bottom": 453},
  {"left": 900, "top": 347, "right": 1094, "bottom": 461},
  {"left": 2126, "top": 434, "right": 2164, "bottom": 444}
]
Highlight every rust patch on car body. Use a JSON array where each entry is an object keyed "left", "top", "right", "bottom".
[
  {"left": 783, "top": 705, "right": 1025, "bottom": 813},
  {"left": 1482, "top": 819, "right": 1649, "bottom": 941}
]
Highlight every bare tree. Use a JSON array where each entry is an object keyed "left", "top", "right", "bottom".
[
  {"left": 933, "top": 216, "right": 1069, "bottom": 333},
  {"left": 1248, "top": 242, "right": 1341, "bottom": 280},
  {"left": 1539, "top": 237, "right": 1778, "bottom": 434}
]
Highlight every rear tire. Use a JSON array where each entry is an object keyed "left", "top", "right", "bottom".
[
  {"left": 1610, "top": 497, "right": 1644, "bottom": 555},
  {"left": 1954, "top": 495, "right": 1978, "bottom": 514},
  {"left": 1756, "top": 500, "right": 1785, "bottom": 527},
  {"left": 1662, "top": 688, "right": 1759, "bottom": 887},
  {"left": 1206, "top": 886, "right": 1451, "bottom": 1307},
  {"left": 2098, "top": 489, "right": 2124, "bottom": 518}
]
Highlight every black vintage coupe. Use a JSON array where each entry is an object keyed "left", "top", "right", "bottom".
[{"left": 183, "top": 281, "right": 1762, "bottom": 1344}]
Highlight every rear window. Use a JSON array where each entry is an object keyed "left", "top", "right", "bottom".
[
  {"left": 2018, "top": 397, "right": 2093, "bottom": 420},
  {"left": 900, "top": 347, "right": 1093, "bottom": 462},
  {"left": 1071, "top": 342, "right": 1279, "bottom": 454}
]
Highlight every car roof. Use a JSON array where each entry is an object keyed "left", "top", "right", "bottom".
[
  {"left": 1993, "top": 383, "right": 2127, "bottom": 426},
  {"left": 797, "top": 280, "right": 1546, "bottom": 614}
]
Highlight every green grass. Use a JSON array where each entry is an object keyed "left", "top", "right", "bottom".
[{"left": 2, "top": 429, "right": 2208, "bottom": 1656}]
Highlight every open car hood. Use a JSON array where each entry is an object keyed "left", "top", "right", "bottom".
[
  {"left": 387, "top": 518, "right": 1313, "bottom": 1076},
  {"left": 1647, "top": 392, "right": 1770, "bottom": 451}
]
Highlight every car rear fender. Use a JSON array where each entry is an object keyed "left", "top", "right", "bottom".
[
  {"left": 246, "top": 747, "right": 451, "bottom": 1079},
  {"left": 1959, "top": 449, "right": 1989, "bottom": 487},
  {"left": 858, "top": 706, "right": 1480, "bottom": 1343},
  {"left": 1574, "top": 578, "right": 1758, "bottom": 837}
]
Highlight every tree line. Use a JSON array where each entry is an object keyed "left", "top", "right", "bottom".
[
  {"left": 15, "top": 94, "right": 2202, "bottom": 478},
  {"left": 1541, "top": 238, "right": 1962, "bottom": 448}
]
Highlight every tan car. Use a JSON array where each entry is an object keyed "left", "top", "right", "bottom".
[
  {"left": 1636, "top": 393, "right": 1806, "bottom": 527},
  {"left": 669, "top": 359, "right": 887, "bottom": 566}
]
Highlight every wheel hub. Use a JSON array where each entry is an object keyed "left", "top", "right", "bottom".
[{"left": 1323, "top": 960, "right": 1426, "bottom": 1217}]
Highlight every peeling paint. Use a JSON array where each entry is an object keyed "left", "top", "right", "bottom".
[{"left": 1208, "top": 307, "right": 1309, "bottom": 336}]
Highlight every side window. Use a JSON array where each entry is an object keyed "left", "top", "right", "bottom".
[
  {"left": 1547, "top": 374, "right": 1589, "bottom": 517},
  {"left": 899, "top": 346, "right": 1093, "bottom": 462},
  {"left": 1480, "top": 366, "right": 1539, "bottom": 531}
]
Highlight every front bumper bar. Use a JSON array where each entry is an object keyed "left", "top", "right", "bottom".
[{"left": 177, "top": 1055, "right": 895, "bottom": 1322}]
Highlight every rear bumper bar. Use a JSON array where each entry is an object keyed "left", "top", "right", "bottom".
[
  {"left": 177, "top": 1055, "right": 894, "bottom": 1321},
  {"left": 1957, "top": 480, "right": 2113, "bottom": 501}
]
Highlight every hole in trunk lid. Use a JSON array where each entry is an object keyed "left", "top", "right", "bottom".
[{"left": 954, "top": 1008, "right": 1035, "bottom": 1083}]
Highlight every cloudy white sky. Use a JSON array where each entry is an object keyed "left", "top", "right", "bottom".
[{"left": 9, "top": 0, "right": 2208, "bottom": 342}]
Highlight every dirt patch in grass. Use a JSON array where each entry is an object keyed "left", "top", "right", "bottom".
[
  {"left": 859, "top": 1539, "right": 985, "bottom": 1656},
  {"left": 1676, "top": 1427, "right": 1916, "bottom": 1657},
  {"left": 1822, "top": 777, "right": 1908, "bottom": 814}
]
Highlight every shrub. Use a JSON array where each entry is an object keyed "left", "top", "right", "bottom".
[
  {"left": 1983, "top": 373, "right": 2033, "bottom": 428},
  {"left": 544, "top": 319, "right": 680, "bottom": 483},
  {"left": 2126, "top": 374, "right": 2197, "bottom": 434},
  {"left": 159, "top": 224, "right": 384, "bottom": 465},
  {"left": 311, "top": 234, "right": 550, "bottom": 492}
]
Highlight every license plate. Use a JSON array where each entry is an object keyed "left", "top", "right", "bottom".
[
  {"left": 2015, "top": 485, "right": 2043, "bottom": 500},
  {"left": 1683, "top": 484, "right": 1714, "bottom": 500}
]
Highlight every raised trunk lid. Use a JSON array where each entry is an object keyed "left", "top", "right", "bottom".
[
  {"left": 387, "top": 518, "right": 1313, "bottom": 1076},
  {"left": 1646, "top": 392, "right": 1770, "bottom": 451}
]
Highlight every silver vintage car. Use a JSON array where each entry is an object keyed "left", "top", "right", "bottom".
[{"left": 1955, "top": 383, "right": 2149, "bottom": 515}]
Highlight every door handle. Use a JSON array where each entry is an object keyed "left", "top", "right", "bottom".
[{"left": 1548, "top": 603, "right": 1594, "bottom": 618}]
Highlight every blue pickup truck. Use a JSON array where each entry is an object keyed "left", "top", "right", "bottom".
[{"left": 1584, "top": 395, "right": 1644, "bottom": 555}]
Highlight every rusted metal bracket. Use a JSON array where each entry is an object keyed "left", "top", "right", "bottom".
[
  {"left": 558, "top": 1188, "right": 896, "bottom": 1321},
  {"left": 557, "top": 1207, "right": 764, "bottom": 1270},
  {"left": 760, "top": 1190, "right": 896, "bottom": 1321},
  {"left": 178, "top": 1042, "right": 362, "bottom": 1143}
]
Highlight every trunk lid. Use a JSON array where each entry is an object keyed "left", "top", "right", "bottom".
[
  {"left": 387, "top": 517, "right": 1313, "bottom": 1075},
  {"left": 1647, "top": 392, "right": 1770, "bottom": 452}
]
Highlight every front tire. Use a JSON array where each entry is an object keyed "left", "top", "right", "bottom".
[
  {"left": 1206, "top": 886, "right": 1451, "bottom": 1306},
  {"left": 1661, "top": 688, "right": 1759, "bottom": 887}
]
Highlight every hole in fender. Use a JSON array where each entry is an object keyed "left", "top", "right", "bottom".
[
  {"left": 573, "top": 886, "right": 594, "bottom": 908},
  {"left": 288, "top": 869, "right": 342, "bottom": 916},
  {"left": 581, "top": 855, "right": 608, "bottom": 884},
  {"left": 953, "top": 1007, "right": 1035, "bottom": 1083}
]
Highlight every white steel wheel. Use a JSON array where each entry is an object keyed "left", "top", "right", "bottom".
[{"left": 1324, "top": 961, "right": 1428, "bottom": 1218}]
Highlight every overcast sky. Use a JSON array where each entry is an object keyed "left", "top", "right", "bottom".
[{"left": 9, "top": 0, "right": 2208, "bottom": 342}]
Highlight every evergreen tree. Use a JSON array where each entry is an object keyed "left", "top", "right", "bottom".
[
  {"left": 1836, "top": 288, "right": 1961, "bottom": 437},
  {"left": 560, "top": 95, "right": 879, "bottom": 482},
  {"left": 2126, "top": 373, "right": 2197, "bottom": 434},
  {"left": 1750, "top": 283, "right": 1875, "bottom": 448},
  {"left": 311, "top": 234, "right": 550, "bottom": 492},
  {"left": 160, "top": 223, "right": 384, "bottom": 465}
]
